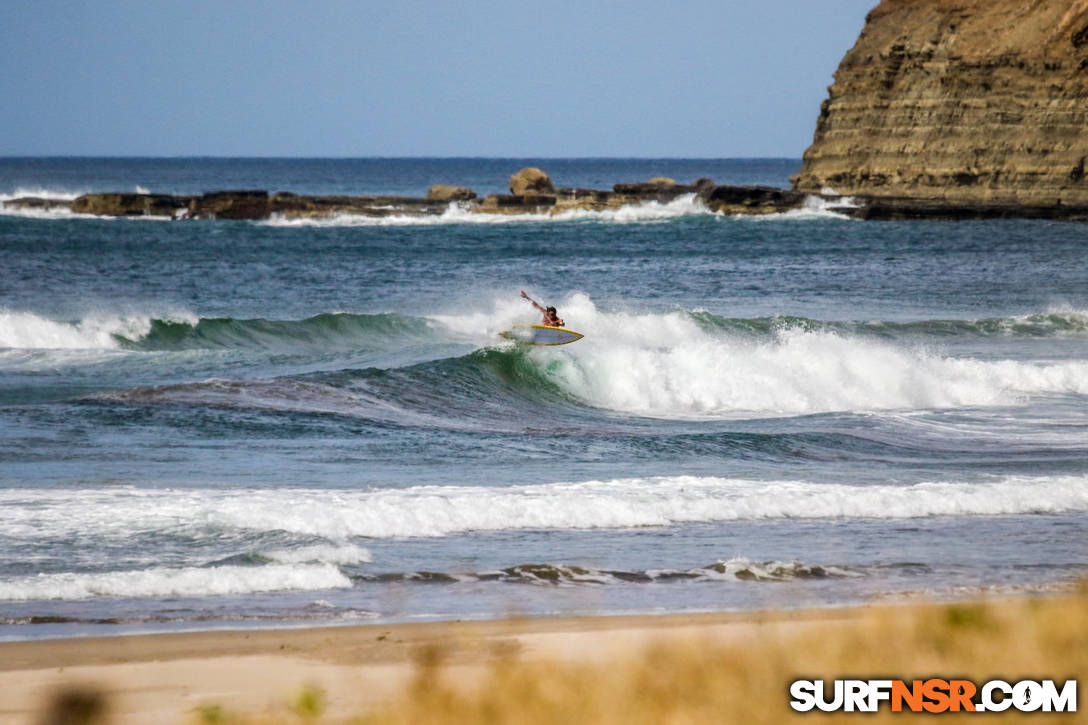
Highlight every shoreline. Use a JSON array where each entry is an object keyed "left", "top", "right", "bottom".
[
  {"left": 4, "top": 588, "right": 1084, "bottom": 723},
  {"left": 3, "top": 579, "right": 1074, "bottom": 647},
  {"left": 0, "top": 605, "right": 855, "bottom": 671},
  {"left": 0, "top": 604, "right": 887, "bottom": 724}
]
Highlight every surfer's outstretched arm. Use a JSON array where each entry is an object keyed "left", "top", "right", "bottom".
[{"left": 520, "top": 290, "right": 545, "bottom": 313}]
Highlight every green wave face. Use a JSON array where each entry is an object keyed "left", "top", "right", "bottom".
[
  {"left": 99, "top": 308, "right": 1088, "bottom": 358},
  {"left": 687, "top": 310, "right": 1088, "bottom": 339},
  {"left": 116, "top": 312, "right": 444, "bottom": 352}
]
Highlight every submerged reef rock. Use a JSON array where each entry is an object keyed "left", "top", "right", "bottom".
[
  {"left": 794, "top": 0, "right": 1088, "bottom": 210},
  {"left": 267, "top": 193, "right": 447, "bottom": 218},
  {"left": 706, "top": 186, "right": 806, "bottom": 215},
  {"left": 72, "top": 193, "right": 192, "bottom": 218},
  {"left": 7, "top": 174, "right": 813, "bottom": 221},
  {"left": 188, "top": 190, "right": 269, "bottom": 220},
  {"left": 426, "top": 184, "right": 477, "bottom": 201},
  {"left": 614, "top": 177, "right": 716, "bottom": 202},
  {"left": 509, "top": 167, "right": 556, "bottom": 196}
]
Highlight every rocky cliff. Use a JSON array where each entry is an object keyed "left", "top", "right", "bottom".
[{"left": 794, "top": 0, "right": 1088, "bottom": 207}]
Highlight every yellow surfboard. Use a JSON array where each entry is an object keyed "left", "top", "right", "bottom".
[{"left": 501, "top": 324, "right": 584, "bottom": 346}]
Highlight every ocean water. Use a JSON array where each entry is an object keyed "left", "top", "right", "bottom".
[{"left": 1, "top": 158, "right": 1086, "bottom": 640}]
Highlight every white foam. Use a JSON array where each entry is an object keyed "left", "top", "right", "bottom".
[
  {"left": 0, "top": 310, "right": 151, "bottom": 350},
  {"left": 549, "top": 194, "right": 717, "bottom": 223},
  {"left": 1018, "top": 305, "right": 1088, "bottom": 336},
  {"left": 0, "top": 188, "right": 88, "bottom": 219},
  {"left": 737, "top": 194, "right": 856, "bottom": 221},
  {"left": 689, "top": 557, "right": 861, "bottom": 582},
  {"left": 0, "top": 188, "right": 180, "bottom": 221},
  {"left": 435, "top": 296, "right": 1088, "bottom": 418},
  {"left": 263, "top": 543, "right": 372, "bottom": 565},
  {"left": 0, "top": 309, "right": 195, "bottom": 351},
  {"left": 4, "top": 474, "right": 1086, "bottom": 542},
  {"left": 560, "top": 325, "right": 1088, "bottom": 417},
  {"left": 0, "top": 563, "right": 351, "bottom": 601},
  {"left": 0, "top": 187, "right": 82, "bottom": 202},
  {"left": 261, "top": 194, "right": 717, "bottom": 227}
]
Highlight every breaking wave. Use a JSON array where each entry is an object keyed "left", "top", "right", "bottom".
[
  {"left": 261, "top": 194, "right": 717, "bottom": 227},
  {"left": 5, "top": 475, "right": 1086, "bottom": 544},
  {"left": 7, "top": 300, "right": 1088, "bottom": 419},
  {"left": 432, "top": 296, "right": 1088, "bottom": 419},
  {"left": 0, "top": 310, "right": 447, "bottom": 352},
  {"left": 736, "top": 194, "right": 856, "bottom": 221},
  {"left": 0, "top": 309, "right": 160, "bottom": 350},
  {"left": 0, "top": 187, "right": 81, "bottom": 202},
  {"left": 0, "top": 555, "right": 862, "bottom": 602},
  {"left": 0, "top": 563, "right": 351, "bottom": 602},
  {"left": 0, "top": 188, "right": 88, "bottom": 219}
]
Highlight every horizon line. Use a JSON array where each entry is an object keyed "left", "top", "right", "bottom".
[{"left": 0, "top": 155, "right": 803, "bottom": 162}]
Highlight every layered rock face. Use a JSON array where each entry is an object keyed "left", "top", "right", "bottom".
[{"left": 794, "top": 0, "right": 1088, "bottom": 207}]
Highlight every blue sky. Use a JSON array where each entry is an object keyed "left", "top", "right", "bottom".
[{"left": 1, "top": 1, "right": 875, "bottom": 157}]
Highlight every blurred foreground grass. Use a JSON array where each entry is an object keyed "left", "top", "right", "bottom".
[
  {"left": 353, "top": 592, "right": 1086, "bottom": 724},
  {"left": 38, "top": 586, "right": 1087, "bottom": 725}
]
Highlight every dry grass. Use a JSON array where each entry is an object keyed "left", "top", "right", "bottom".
[
  {"left": 347, "top": 591, "right": 1087, "bottom": 725},
  {"left": 37, "top": 586, "right": 1088, "bottom": 725}
]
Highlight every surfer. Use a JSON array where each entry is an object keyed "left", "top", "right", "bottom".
[{"left": 520, "top": 290, "right": 564, "bottom": 327}]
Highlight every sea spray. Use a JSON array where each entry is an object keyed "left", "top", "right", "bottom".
[
  {"left": 261, "top": 194, "right": 717, "bottom": 227},
  {"left": 0, "top": 310, "right": 155, "bottom": 350},
  {"left": 734, "top": 193, "right": 857, "bottom": 221}
]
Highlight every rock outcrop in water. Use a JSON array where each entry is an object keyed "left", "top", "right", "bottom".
[
  {"left": 793, "top": 0, "right": 1088, "bottom": 216},
  {"left": 426, "top": 184, "right": 477, "bottom": 202},
  {"left": 5, "top": 169, "right": 811, "bottom": 220},
  {"left": 71, "top": 193, "right": 194, "bottom": 218},
  {"left": 509, "top": 167, "right": 556, "bottom": 196}
]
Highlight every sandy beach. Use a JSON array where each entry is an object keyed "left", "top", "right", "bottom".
[
  {"left": 4, "top": 591, "right": 1084, "bottom": 724},
  {"left": 1, "top": 607, "right": 845, "bottom": 724}
]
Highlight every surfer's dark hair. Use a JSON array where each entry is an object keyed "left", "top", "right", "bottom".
[{"left": 547, "top": 306, "right": 556, "bottom": 313}]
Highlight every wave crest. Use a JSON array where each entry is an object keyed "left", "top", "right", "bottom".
[
  {"left": 262, "top": 194, "right": 716, "bottom": 227},
  {"left": 6, "top": 475, "right": 1086, "bottom": 543},
  {"left": 0, "top": 310, "right": 443, "bottom": 353},
  {"left": 0, "top": 309, "right": 158, "bottom": 350},
  {"left": 9, "top": 301, "right": 1088, "bottom": 419},
  {"left": 0, "top": 563, "right": 351, "bottom": 602}
]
